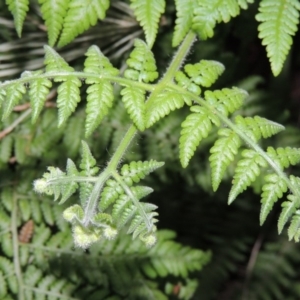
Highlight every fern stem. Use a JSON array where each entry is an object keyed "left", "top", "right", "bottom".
[
  {"left": 81, "top": 31, "right": 197, "bottom": 227},
  {"left": 47, "top": 176, "right": 98, "bottom": 185},
  {"left": 160, "top": 31, "right": 196, "bottom": 84},
  {"left": 12, "top": 194, "right": 25, "bottom": 300},
  {"left": 82, "top": 171, "right": 111, "bottom": 226},
  {"left": 0, "top": 72, "right": 154, "bottom": 91},
  {"left": 112, "top": 171, "right": 153, "bottom": 231}
]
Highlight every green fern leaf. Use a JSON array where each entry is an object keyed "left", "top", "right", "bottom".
[
  {"left": 121, "top": 86, "right": 146, "bottom": 131},
  {"left": 99, "top": 179, "right": 123, "bottom": 211},
  {"left": 58, "top": 0, "right": 110, "bottom": 47},
  {"left": 120, "top": 160, "right": 164, "bottom": 185},
  {"left": 44, "top": 46, "right": 73, "bottom": 73},
  {"left": 59, "top": 159, "right": 79, "bottom": 204},
  {"left": 288, "top": 210, "right": 300, "bottom": 241},
  {"left": 192, "top": 0, "right": 243, "bottom": 40},
  {"left": 80, "top": 141, "right": 99, "bottom": 176},
  {"left": 6, "top": 0, "right": 29, "bottom": 37},
  {"left": 278, "top": 195, "right": 298, "bottom": 234},
  {"left": 205, "top": 87, "right": 248, "bottom": 116},
  {"left": 124, "top": 39, "right": 159, "bottom": 83},
  {"left": 180, "top": 106, "right": 219, "bottom": 168},
  {"left": 83, "top": 46, "right": 119, "bottom": 136},
  {"left": 256, "top": 0, "right": 300, "bottom": 76},
  {"left": 209, "top": 128, "right": 241, "bottom": 191},
  {"left": 145, "top": 90, "right": 191, "bottom": 128},
  {"left": 260, "top": 173, "right": 287, "bottom": 225},
  {"left": 173, "top": 0, "right": 197, "bottom": 47},
  {"left": 85, "top": 82, "right": 114, "bottom": 137},
  {"left": 38, "top": 0, "right": 70, "bottom": 46},
  {"left": 111, "top": 186, "right": 154, "bottom": 221},
  {"left": 130, "top": 0, "right": 166, "bottom": 48},
  {"left": 56, "top": 76, "right": 81, "bottom": 126},
  {"left": 229, "top": 149, "right": 268, "bottom": 204},
  {"left": 174, "top": 71, "right": 201, "bottom": 95},
  {"left": 2, "top": 83, "right": 26, "bottom": 120},
  {"left": 267, "top": 147, "right": 300, "bottom": 169},
  {"left": 29, "top": 72, "right": 53, "bottom": 123},
  {"left": 84, "top": 45, "right": 119, "bottom": 76},
  {"left": 184, "top": 60, "right": 225, "bottom": 89},
  {"left": 235, "top": 116, "right": 285, "bottom": 141}
]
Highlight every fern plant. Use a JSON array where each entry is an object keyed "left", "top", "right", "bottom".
[{"left": 2, "top": 0, "right": 300, "bottom": 299}]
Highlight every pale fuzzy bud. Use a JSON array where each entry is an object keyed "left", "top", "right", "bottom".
[
  {"left": 143, "top": 234, "right": 157, "bottom": 248},
  {"left": 73, "top": 225, "right": 100, "bottom": 249},
  {"left": 33, "top": 179, "right": 49, "bottom": 194},
  {"left": 103, "top": 227, "right": 118, "bottom": 240}
]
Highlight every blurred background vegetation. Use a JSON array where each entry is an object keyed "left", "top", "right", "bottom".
[{"left": 1, "top": 0, "right": 300, "bottom": 299}]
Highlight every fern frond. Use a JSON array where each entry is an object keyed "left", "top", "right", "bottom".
[
  {"left": 56, "top": 76, "right": 82, "bottom": 127},
  {"left": 145, "top": 90, "right": 191, "bottom": 128},
  {"left": 184, "top": 60, "right": 225, "bottom": 89},
  {"left": 173, "top": 0, "right": 197, "bottom": 47},
  {"left": 99, "top": 179, "right": 123, "bottom": 211},
  {"left": 205, "top": 87, "right": 248, "bottom": 116},
  {"left": 278, "top": 195, "right": 298, "bottom": 234},
  {"left": 267, "top": 146, "right": 300, "bottom": 169},
  {"left": 209, "top": 128, "right": 241, "bottom": 191},
  {"left": 121, "top": 86, "right": 146, "bottom": 131},
  {"left": 124, "top": 39, "right": 159, "bottom": 83},
  {"left": 120, "top": 160, "right": 165, "bottom": 186},
  {"left": 179, "top": 106, "right": 219, "bottom": 168},
  {"left": 29, "top": 72, "right": 53, "bottom": 123},
  {"left": 84, "top": 45, "right": 119, "bottom": 76},
  {"left": 38, "top": 0, "right": 69, "bottom": 46},
  {"left": 58, "top": 0, "right": 110, "bottom": 47},
  {"left": 130, "top": 0, "right": 166, "bottom": 48},
  {"left": 59, "top": 159, "right": 79, "bottom": 204},
  {"left": 85, "top": 82, "right": 114, "bottom": 137},
  {"left": 260, "top": 173, "right": 287, "bottom": 225},
  {"left": 192, "top": 0, "right": 253, "bottom": 40},
  {"left": 228, "top": 149, "right": 268, "bottom": 204},
  {"left": 2, "top": 83, "right": 26, "bottom": 120},
  {"left": 6, "top": 0, "right": 29, "bottom": 37},
  {"left": 256, "top": 0, "right": 300, "bottom": 76},
  {"left": 44, "top": 45, "right": 73, "bottom": 73},
  {"left": 288, "top": 210, "right": 300, "bottom": 241},
  {"left": 235, "top": 115, "right": 285, "bottom": 141}
]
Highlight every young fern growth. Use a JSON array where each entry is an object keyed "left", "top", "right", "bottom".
[{"left": 34, "top": 141, "right": 164, "bottom": 248}]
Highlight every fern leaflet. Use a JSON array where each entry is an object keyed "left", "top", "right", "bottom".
[
  {"left": 209, "top": 128, "right": 241, "bottom": 191},
  {"left": 229, "top": 149, "right": 268, "bottom": 204},
  {"left": 173, "top": 0, "right": 197, "bottom": 47},
  {"left": 28, "top": 71, "right": 53, "bottom": 123},
  {"left": 130, "top": 0, "right": 166, "bottom": 48},
  {"left": 260, "top": 174, "right": 287, "bottom": 225},
  {"left": 58, "top": 0, "right": 110, "bottom": 47},
  {"left": 38, "top": 0, "right": 70, "bottom": 46},
  {"left": 256, "top": 0, "right": 300, "bottom": 76},
  {"left": 180, "top": 106, "right": 220, "bottom": 168},
  {"left": 192, "top": 0, "right": 253, "bottom": 40},
  {"left": 2, "top": 83, "right": 26, "bottom": 120},
  {"left": 6, "top": 0, "right": 29, "bottom": 37}
]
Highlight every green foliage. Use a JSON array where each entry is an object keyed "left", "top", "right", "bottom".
[
  {"left": 3, "top": 0, "right": 300, "bottom": 298},
  {"left": 192, "top": 0, "right": 254, "bottom": 40},
  {"left": 130, "top": 0, "right": 166, "bottom": 48},
  {"left": 256, "top": 0, "right": 300, "bottom": 76},
  {"left": 5, "top": 0, "right": 29, "bottom": 37}
]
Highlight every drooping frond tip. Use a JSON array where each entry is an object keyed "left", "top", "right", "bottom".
[{"left": 256, "top": 0, "right": 300, "bottom": 76}]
